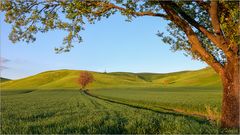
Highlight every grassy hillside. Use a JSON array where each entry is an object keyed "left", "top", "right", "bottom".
[
  {"left": 1, "top": 67, "right": 221, "bottom": 90},
  {"left": 0, "top": 77, "right": 10, "bottom": 83}
]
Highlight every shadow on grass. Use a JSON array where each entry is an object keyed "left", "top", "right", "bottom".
[
  {"left": 20, "top": 111, "right": 57, "bottom": 122},
  {"left": 84, "top": 90, "right": 239, "bottom": 133},
  {"left": 1, "top": 90, "right": 35, "bottom": 96},
  {"left": 82, "top": 90, "right": 211, "bottom": 125}
]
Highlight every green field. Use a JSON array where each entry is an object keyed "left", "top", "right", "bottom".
[
  {"left": 90, "top": 87, "right": 222, "bottom": 120},
  {"left": 1, "top": 67, "right": 237, "bottom": 134},
  {"left": 1, "top": 90, "right": 220, "bottom": 134}
]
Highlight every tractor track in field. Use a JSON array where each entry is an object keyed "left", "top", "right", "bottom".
[{"left": 82, "top": 90, "right": 210, "bottom": 123}]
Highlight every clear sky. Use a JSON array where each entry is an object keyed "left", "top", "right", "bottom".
[{"left": 1, "top": 13, "right": 207, "bottom": 79}]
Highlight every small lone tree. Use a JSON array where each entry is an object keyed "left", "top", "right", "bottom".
[{"left": 77, "top": 71, "right": 94, "bottom": 90}]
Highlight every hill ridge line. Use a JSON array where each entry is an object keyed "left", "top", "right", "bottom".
[{"left": 1, "top": 67, "right": 220, "bottom": 89}]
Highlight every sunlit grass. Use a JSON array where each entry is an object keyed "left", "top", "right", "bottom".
[
  {"left": 90, "top": 87, "right": 222, "bottom": 121},
  {"left": 1, "top": 90, "right": 221, "bottom": 134},
  {"left": 1, "top": 67, "right": 221, "bottom": 90}
]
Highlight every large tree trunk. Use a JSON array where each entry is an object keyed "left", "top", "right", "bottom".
[{"left": 221, "top": 58, "right": 240, "bottom": 128}]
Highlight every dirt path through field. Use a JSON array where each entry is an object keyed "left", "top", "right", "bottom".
[{"left": 82, "top": 90, "right": 209, "bottom": 123}]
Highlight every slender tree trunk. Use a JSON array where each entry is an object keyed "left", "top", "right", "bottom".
[{"left": 221, "top": 58, "right": 240, "bottom": 128}]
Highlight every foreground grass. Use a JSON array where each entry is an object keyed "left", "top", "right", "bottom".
[{"left": 1, "top": 90, "right": 221, "bottom": 134}]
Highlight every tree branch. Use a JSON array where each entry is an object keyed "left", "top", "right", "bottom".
[
  {"left": 160, "top": 2, "right": 224, "bottom": 75},
  {"left": 92, "top": 2, "right": 168, "bottom": 18},
  {"left": 209, "top": 1, "right": 221, "bottom": 35},
  {"left": 163, "top": 1, "right": 234, "bottom": 60},
  {"left": 195, "top": 0, "right": 210, "bottom": 11},
  {"left": 208, "top": 1, "right": 236, "bottom": 60}
]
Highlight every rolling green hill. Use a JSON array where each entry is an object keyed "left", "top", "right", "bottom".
[
  {"left": 0, "top": 77, "right": 10, "bottom": 83},
  {"left": 0, "top": 67, "right": 221, "bottom": 90}
]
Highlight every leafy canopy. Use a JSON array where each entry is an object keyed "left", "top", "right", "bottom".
[{"left": 0, "top": 0, "right": 239, "bottom": 68}]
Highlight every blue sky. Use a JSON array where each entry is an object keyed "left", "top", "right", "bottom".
[{"left": 1, "top": 13, "right": 207, "bottom": 79}]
